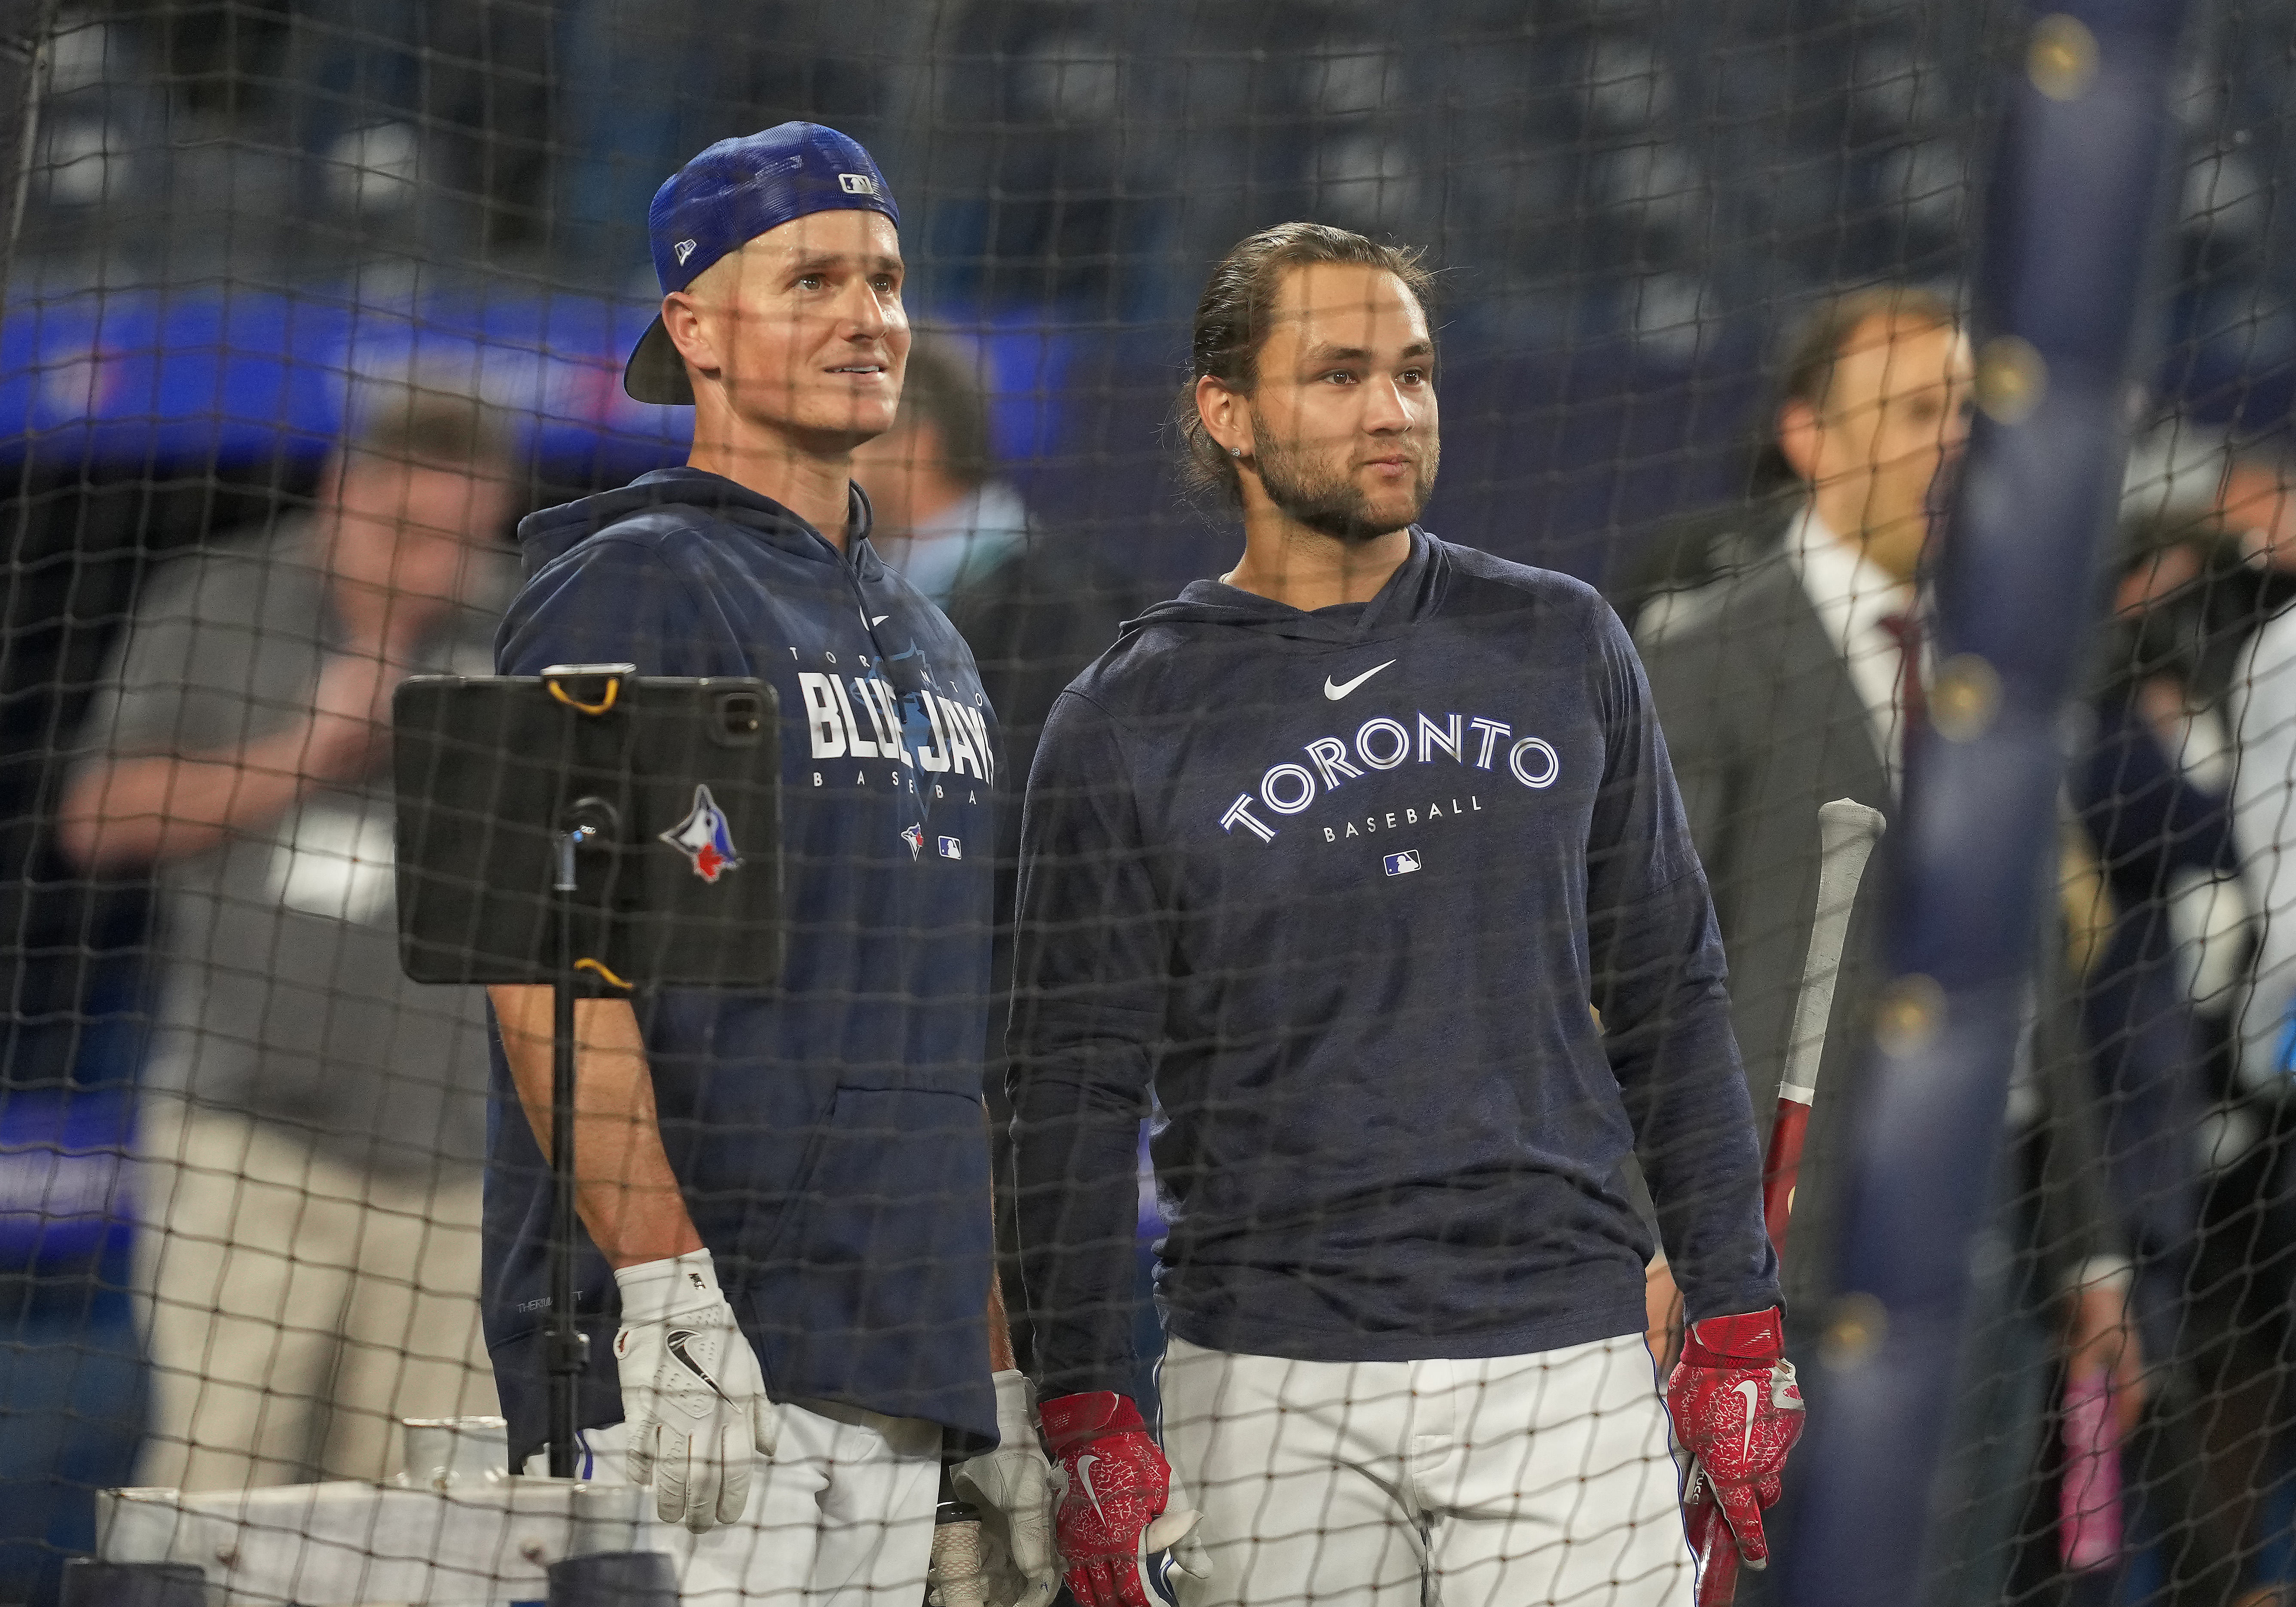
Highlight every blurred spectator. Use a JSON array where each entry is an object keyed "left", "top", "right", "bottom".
[
  {"left": 851, "top": 333, "right": 1150, "bottom": 1377},
  {"left": 2079, "top": 516, "right": 2244, "bottom": 1295},
  {"left": 2223, "top": 452, "right": 2296, "bottom": 575},
  {"left": 57, "top": 391, "right": 514, "bottom": 1489},
  {"left": 1630, "top": 286, "right": 2137, "bottom": 1605},
  {"left": 852, "top": 336, "right": 1031, "bottom": 607},
  {"left": 854, "top": 334, "right": 1148, "bottom": 807},
  {"left": 2228, "top": 496, "right": 2296, "bottom": 1090},
  {"left": 2120, "top": 420, "right": 2296, "bottom": 644},
  {"left": 2073, "top": 513, "right": 2265, "bottom": 1597}
]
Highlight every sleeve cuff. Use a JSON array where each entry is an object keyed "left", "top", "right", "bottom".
[{"left": 611, "top": 1249, "right": 722, "bottom": 1326}]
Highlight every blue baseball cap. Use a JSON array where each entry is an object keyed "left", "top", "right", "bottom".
[{"left": 623, "top": 122, "right": 901, "bottom": 405}]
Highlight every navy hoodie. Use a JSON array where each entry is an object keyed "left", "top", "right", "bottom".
[
  {"left": 1009, "top": 528, "right": 1778, "bottom": 1394},
  {"left": 485, "top": 467, "right": 1000, "bottom": 1464}
]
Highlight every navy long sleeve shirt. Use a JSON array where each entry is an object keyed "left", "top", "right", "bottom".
[{"left": 1008, "top": 529, "right": 1777, "bottom": 1394}]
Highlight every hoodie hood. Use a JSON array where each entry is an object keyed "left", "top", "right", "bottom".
[
  {"left": 1126, "top": 525, "right": 1444, "bottom": 647},
  {"left": 515, "top": 465, "right": 885, "bottom": 580}
]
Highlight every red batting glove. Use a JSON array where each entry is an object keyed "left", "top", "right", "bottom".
[
  {"left": 1666, "top": 1308, "right": 1804, "bottom": 1569},
  {"left": 1039, "top": 1392, "right": 1200, "bottom": 1607}
]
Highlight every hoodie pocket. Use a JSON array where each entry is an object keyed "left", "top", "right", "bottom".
[{"left": 759, "top": 1084, "right": 993, "bottom": 1406}]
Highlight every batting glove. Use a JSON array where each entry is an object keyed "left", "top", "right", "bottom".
[
  {"left": 948, "top": 1370, "right": 1062, "bottom": 1607},
  {"left": 612, "top": 1250, "right": 779, "bottom": 1533},
  {"left": 1666, "top": 1308, "right": 1804, "bottom": 1567},
  {"left": 1039, "top": 1392, "right": 1208, "bottom": 1607}
]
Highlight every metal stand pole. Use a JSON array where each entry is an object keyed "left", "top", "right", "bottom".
[{"left": 547, "top": 813, "right": 606, "bottom": 1479}]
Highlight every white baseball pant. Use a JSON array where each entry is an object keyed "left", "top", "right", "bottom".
[
  {"left": 523, "top": 1399, "right": 940, "bottom": 1605},
  {"left": 1157, "top": 1332, "right": 1694, "bottom": 1607}
]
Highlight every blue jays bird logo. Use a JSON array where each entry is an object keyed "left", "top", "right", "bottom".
[
  {"left": 659, "top": 785, "right": 741, "bottom": 883},
  {"left": 901, "top": 822, "right": 925, "bottom": 861}
]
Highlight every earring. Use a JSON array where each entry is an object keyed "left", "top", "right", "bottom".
[{"left": 1230, "top": 446, "right": 1244, "bottom": 458}]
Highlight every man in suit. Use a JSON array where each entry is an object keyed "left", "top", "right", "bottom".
[{"left": 1631, "top": 287, "right": 2137, "bottom": 1601}]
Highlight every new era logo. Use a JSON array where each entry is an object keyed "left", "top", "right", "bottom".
[
  {"left": 937, "top": 836, "right": 963, "bottom": 860},
  {"left": 673, "top": 238, "right": 699, "bottom": 266},
  {"left": 1384, "top": 851, "right": 1421, "bottom": 877},
  {"left": 838, "top": 173, "right": 879, "bottom": 196}
]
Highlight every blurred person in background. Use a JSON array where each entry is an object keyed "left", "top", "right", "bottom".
[
  {"left": 2228, "top": 473, "right": 2296, "bottom": 1112},
  {"left": 2071, "top": 511, "right": 2296, "bottom": 1603},
  {"left": 1632, "top": 286, "right": 2138, "bottom": 1605},
  {"left": 2125, "top": 419, "right": 2296, "bottom": 596},
  {"left": 57, "top": 392, "right": 515, "bottom": 1489},
  {"left": 2220, "top": 452, "right": 2296, "bottom": 589},
  {"left": 852, "top": 335, "right": 1148, "bottom": 1378},
  {"left": 850, "top": 334, "right": 1032, "bottom": 608},
  {"left": 852, "top": 333, "right": 1147, "bottom": 794},
  {"left": 2200, "top": 444, "right": 2296, "bottom": 1607}
]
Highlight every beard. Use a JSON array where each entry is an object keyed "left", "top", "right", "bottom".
[{"left": 1249, "top": 412, "right": 1438, "bottom": 545}]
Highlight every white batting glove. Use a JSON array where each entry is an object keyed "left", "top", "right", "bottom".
[
  {"left": 948, "top": 1370, "right": 1061, "bottom": 1607},
  {"left": 1149, "top": 1463, "right": 1214, "bottom": 1601},
  {"left": 612, "top": 1250, "right": 778, "bottom": 1533}
]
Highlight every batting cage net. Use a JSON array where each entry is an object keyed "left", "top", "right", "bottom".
[{"left": 0, "top": 2, "right": 2291, "bottom": 1605}]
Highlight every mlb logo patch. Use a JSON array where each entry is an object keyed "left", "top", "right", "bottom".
[
  {"left": 1383, "top": 850, "right": 1421, "bottom": 877},
  {"left": 838, "top": 172, "right": 879, "bottom": 196},
  {"left": 659, "top": 784, "right": 741, "bottom": 883},
  {"left": 937, "top": 836, "right": 963, "bottom": 860}
]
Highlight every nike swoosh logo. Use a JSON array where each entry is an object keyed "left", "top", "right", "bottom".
[
  {"left": 1736, "top": 1379, "right": 1760, "bottom": 1464},
  {"left": 664, "top": 1329, "right": 733, "bottom": 1404},
  {"left": 1076, "top": 1452, "right": 1110, "bottom": 1522},
  {"left": 1323, "top": 660, "right": 1397, "bottom": 700}
]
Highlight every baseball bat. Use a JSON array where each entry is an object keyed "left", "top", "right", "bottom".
[
  {"left": 1685, "top": 798, "right": 1886, "bottom": 1607},
  {"left": 1762, "top": 799, "right": 1886, "bottom": 1246}
]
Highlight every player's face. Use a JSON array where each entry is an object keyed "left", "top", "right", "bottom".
[
  {"left": 1244, "top": 263, "right": 1438, "bottom": 544},
  {"left": 678, "top": 209, "right": 910, "bottom": 450},
  {"left": 1794, "top": 316, "right": 1974, "bottom": 577}
]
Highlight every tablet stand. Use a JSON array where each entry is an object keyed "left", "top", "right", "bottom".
[{"left": 392, "top": 665, "right": 784, "bottom": 1477}]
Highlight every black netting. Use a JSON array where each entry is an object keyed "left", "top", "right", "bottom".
[{"left": 2, "top": 3, "right": 2293, "bottom": 1605}]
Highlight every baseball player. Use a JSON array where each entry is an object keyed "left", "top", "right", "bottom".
[
  {"left": 482, "top": 123, "right": 1056, "bottom": 1604},
  {"left": 1006, "top": 221, "right": 1799, "bottom": 1607}
]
